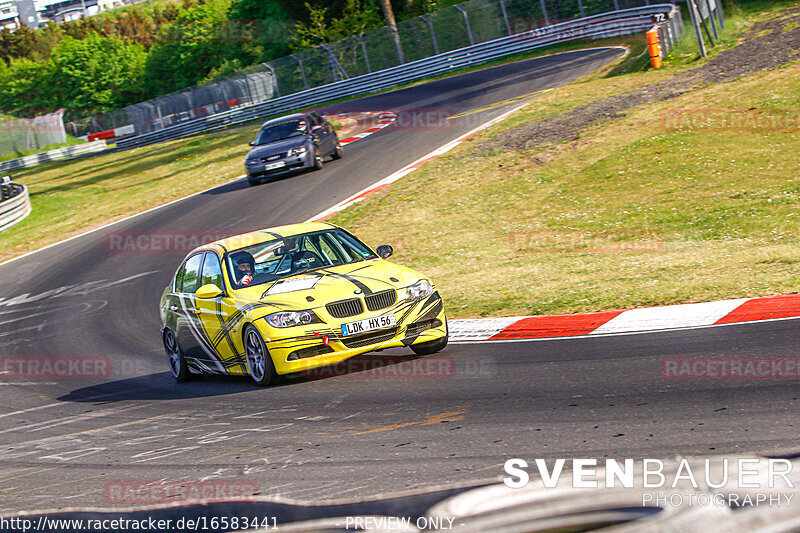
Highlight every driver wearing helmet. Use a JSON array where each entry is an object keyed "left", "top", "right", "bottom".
[{"left": 230, "top": 251, "right": 256, "bottom": 287}]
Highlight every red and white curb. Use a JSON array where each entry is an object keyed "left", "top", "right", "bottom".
[
  {"left": 307, "top": 101, "right": 531, "bottom": 222},
  {"left": 327, "top": 112, "right": 398, "bottom": 146},
  {"left": 448, "top": 294, "right": 800, "bottom": 342}
]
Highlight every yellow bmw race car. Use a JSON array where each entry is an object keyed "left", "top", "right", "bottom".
[{"left": 159, "top": 222, "right": 448, "bottom": 385}]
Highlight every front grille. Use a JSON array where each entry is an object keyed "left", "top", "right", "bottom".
[
  {"left": 260, "top": 153, "right": 285, "bottom": 163},
  {"left": 326, "top": 298, "right": 364, "bottom": 318},
  {"left": 405, "top": 319, "right": 442, "bottom": 337},
  {"left": 365, "top": 290, "right": 397, "bottom": 312},
  {"left": 341, "top": 327, "right": 398, "bottom": 349},
  {"left": 287, "top": 344, "right": 334, "bottom": 361}
]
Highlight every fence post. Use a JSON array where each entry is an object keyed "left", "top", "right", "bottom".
[
  {"left": 539, "top": 0, "right": 549, "bottom": 26},
  {"left": 715, "top": 0, "right": 725, "bottom": 29},
  {"left": 703, "top": 0, "right": 718, "bottom": 39},
  {"left": 498, "top": 0, "right": 513, "bottom": 35},
  {"left": 420, "top": 15, "right": 440, "bottom": 54},
  {"left": 291, "top": 54, "right": 310, "bottom": 90},
  {"left": 387, "top": 26, "right": 405, "bottom": 64},
  {"left": 576, "top": 0, "right": 585, "bottom": 18},
  {"left": 354, "top": 35, "right": 372, "bottom": 73},
  {"left": 687, "top": 0, "right": 707, "bottom": 58},
  {"left": 454, "top": 5, "right": 475, "bottom": 45}
]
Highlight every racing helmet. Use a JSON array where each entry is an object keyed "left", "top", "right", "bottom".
[{"left": 229, "top": 251, "right": 256, "bottom": 281}]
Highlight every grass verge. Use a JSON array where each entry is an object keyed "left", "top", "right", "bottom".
[{"left": 330, "top": 3, "right": 800, "bottom": 318}]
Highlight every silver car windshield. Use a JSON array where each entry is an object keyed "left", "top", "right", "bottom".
[
  {"left": 225, "top": 229, "right": 377, "bottom": 289},
  {"left": 255, "top": 120, "right": 307, "bottom": 145}
]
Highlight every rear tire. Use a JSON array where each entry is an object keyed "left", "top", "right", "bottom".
[
  {"left": 410, "top": 333, "right": 448, "bottom": 356},
  {"left": 244, "top": 325, "right": 278, "bottom": 387},
  {"left": 164, "top": 329, "right": 190, "bottom": 382}
]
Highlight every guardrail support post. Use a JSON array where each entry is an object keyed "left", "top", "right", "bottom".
[
  {"left": 455, "top": 6, "right": 475, "bottom": 45},
  {"left": 716, "top": 0, "right": 725, "bottom": 29},
  {"left": 576, "top": 0, "right": 585, "bottom": 18}
]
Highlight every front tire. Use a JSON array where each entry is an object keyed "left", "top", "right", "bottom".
[
  {"left": 311, "top": 146, "right": 323, "bottom": 170},
  {"left": 164, "top": 328, "right": 190, "bottom": 382},
  {"left": 331, "top": 139, "right": 343, "bottom": 160},
  {"left": 410, "top": 333, "right": 449, "bottom": 356},
  {"left": 244, "top": 325, "right": 278, "bottom": 387}
]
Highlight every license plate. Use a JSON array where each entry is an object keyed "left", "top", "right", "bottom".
[
  {"left": 341, "top": 313, "right": 396, "bottom": 336},
  {"left": 264, "top": 161, "right": 285, "bottom": 170}
]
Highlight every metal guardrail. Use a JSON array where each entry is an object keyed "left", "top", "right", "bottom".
[
  {"left": 0, "top": 140, "right": 108, "bottom": 173},
  {"left": 117, "top": 4, "right": 680, "bottom": 150},
  {"left": 0, "top": 181, "right": 32, "bottom": 232}
]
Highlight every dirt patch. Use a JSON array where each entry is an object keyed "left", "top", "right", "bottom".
[{"left": 483, "top": 8, "right": 800, "bottom": 151}]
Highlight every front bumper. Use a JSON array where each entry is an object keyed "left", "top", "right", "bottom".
[
  {"left": 246, "top": 151, "right": 315, "bottom": 179},
  {"left": 263, "top": 292, "right": 447, "bottom": 375}
]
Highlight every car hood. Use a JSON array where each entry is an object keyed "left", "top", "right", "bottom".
[
  {"left": 247, "top": 137, "right": 309, "bottom": 158},
  {"left": 234, "top": 259, "right": 425, "bottom": 309}
]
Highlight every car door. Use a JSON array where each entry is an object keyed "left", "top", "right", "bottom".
[
  {"left": 194, "top": 252, "right": 247, "bottom": 375},
  {"left": 174, "top": 252, "right": 211, "bottom": 366}
]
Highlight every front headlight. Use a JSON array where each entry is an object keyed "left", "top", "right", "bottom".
[
  {"left": 288, "top": 146, "right": 307, "bottom": 156},
  {"left": 405, "top": 279, "right": 433, "bottom": 301},
  {"left": 245, "top": 158, "right": 259, "bottom": 166},
  {"left": 265, "top": 310, "right": 320, "bottom": 328}
]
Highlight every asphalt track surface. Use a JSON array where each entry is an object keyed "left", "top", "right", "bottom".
[{"left": 0, "top": 47, "right": 798, "bottom": 515}]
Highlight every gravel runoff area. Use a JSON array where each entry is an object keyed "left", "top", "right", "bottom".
[{"left": 483, "top": 8, "right": 800, "bottom": 151}]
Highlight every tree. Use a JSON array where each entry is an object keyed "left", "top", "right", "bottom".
[
  {"left": 290, "top": 0, "right": 382, "bottom": 49},
  {"left": 48, "top": 34, "right": 147, "bottom": 115}
]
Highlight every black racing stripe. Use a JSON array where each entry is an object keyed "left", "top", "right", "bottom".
[
  {"left": 261, "top": 231, "right": 283, "bottom": 239},
  {"left": 215, "top": 297, "right": 240, "bottom": 360},
  {"left": 319, "top": 270, "right": 374, "bottom": 295}
]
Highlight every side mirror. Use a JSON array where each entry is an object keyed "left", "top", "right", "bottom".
[
  {"left": 376, "top": 245, "right": 393, "bottom": 259},
  {"left": 248, "top": 141, "right": 255, "bottom": 146},
  {"left": 196, "top": 284, "right": 223, "bottom": 299}
]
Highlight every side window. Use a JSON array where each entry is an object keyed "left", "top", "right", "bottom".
[
  {"left": 200, "top": 253, "right": 223, "bottom": 289},
  {"left": 180, "top": 254, "right": 204, "bottom": 294},
  {"left": 173, "top": 262, "right": 186, "bottom": 292},
  {"left": 307, "top": 114, "right": 320, "bottom": 127}
]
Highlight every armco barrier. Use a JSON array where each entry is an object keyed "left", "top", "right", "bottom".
[
  {"left": 117, "top": 5, "right": 680, "bottom": 150},
  {"left": 0, "top": 140, "right": 108, "bottom": 173},
  {"left": 0, "top": 181, "right": 31, "bottom": 232}
]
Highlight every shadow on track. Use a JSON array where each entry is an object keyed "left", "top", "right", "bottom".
[{"left": 57, "top": 350, "right": 438, "bottom": 402}]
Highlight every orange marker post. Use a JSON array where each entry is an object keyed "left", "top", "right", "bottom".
[{"left": 646, "top": 27, "right": 662, "bottom": 68}]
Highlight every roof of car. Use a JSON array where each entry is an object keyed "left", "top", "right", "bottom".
[
  {"left": 196, "top": 222, "right": 339, "bottom": 255},
  {"left": 259, "top": 113, "right": 310, "bottom": 127}
]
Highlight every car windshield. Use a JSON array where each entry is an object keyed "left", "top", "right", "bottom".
[
  {"left": 255, "top": 120, "right": 307, "bottom": 144},
  {"left": 224, "top": 229, "right": 377, "bottom": 290}
]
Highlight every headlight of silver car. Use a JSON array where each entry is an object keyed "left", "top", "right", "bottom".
[
  {"left": 288, "top": 146, "right": 307, "bottom": 156},
  {"left": 405, "top": 279, "right": 433, "bottom": 301},
  {"left": 265, "top": 310, "right": 320, "bottom": 328},
  {"left": 245, "top": 158, "right": 260, "bottom": 166}
]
